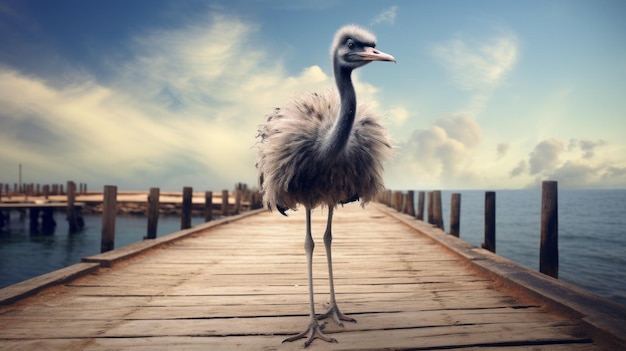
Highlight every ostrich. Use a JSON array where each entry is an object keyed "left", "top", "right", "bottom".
[{"left": 255, "top": 25, "right": 395, "bottom": 346}]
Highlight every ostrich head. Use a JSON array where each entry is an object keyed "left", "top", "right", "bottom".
[{"left": 331, "top": 25, "right": 396, "bottom": 72}]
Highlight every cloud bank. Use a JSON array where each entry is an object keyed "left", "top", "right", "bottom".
[{"left": 511, "top": 138, "right": 625, "bottom": 188}]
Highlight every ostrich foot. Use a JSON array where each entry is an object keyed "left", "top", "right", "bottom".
[
  {"left": 317, "top": 304, "right": 357, "bottom": 327},
  {"left": 283, "top": 319, "right": 337, "bottom": 347}
]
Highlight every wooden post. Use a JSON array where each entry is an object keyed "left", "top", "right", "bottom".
[
  {"left": 101, "top": 185, "right": 117, "bottom": 253},
  {"left": 41, "top": 208, "right": 56, "bottom": 234},
  {"left": 239, "top": 183, "right": 250, "bottom": 206},
  {"left": 66, "top": 181, "right": 80, "bottom": 233},
  {"left": 392, "top": 191, "right": 401, "bottom": 211},
  {"left": 540, "top": 181, "right": 559, "bottom": 278},
  {"left": 43, "top": 185, "right": 49, "bottom": 200},
  {"left": 406, "top": 190, "right": 415, "bottom": 216},
  {"left": 416, "top": 191, "right": 425, "bottom": 220},
  {"left": 401, "top": 192, "right": 408, "bottom": 214},
  {"left": 205, "top": 191, "right": 213, "bottom": 222},
  {"left": 483, "top": 191, "right": 496, "bottom": 253},
  {"left": 181, "top": 186, "right": 192, "bottom": 230},
  {"left": 427, "top": 191, "right": 434, "bottom": 224},
  {"left": 234, "top": 184, "right": 241, "bottom": 215},
  {"left": 432, "top": 190, "right": 444, "bottom": 230},
  {"left": 146, "top": 187, "right": 160, "bottom": 239},
  {"left": 29, "top": 208, "right": 40, "bottom": 234},
  {"left": 450, "top": 193, "right": 461, "bottom": 237},
  {"left": 221, "top": 190, "right": 229, "bottom": 216},
  {"left": 18, "top": 164, "right": 22, "bottom": 197},
  {"left": 401, "top": 192, "right": 408, "bottom": 213}
]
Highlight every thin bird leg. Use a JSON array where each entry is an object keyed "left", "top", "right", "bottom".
[
  {"left": 283, "top": 206, "right": 337, "bottom": 347},
  {"left": 317, "top": 206, "right": 357, "bottom": 326}
]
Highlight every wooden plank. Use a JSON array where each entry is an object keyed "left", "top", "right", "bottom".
[
  {"left": 0, "top": 320, "right": 592, "bottom": 350},
  {"left": 4, "top": 300, "right": 540, "bottom": 322},
  {"left": 0, "top": 310, "right": 587, "bottom": 342}
]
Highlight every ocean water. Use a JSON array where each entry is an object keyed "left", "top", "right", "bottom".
[
  {"left": 434, "top": 189, "right": 626, "bottom": 306},
  {"left": 0, "top": 213, "right": 209, "bottom": 289},
  {"left": 1, "top": 189, "right": 625, "bottom": 306}
]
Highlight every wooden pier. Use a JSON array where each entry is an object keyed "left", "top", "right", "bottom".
[
  {"left": 1, "top": 203, "right": 624, "bottom": 350},
  {"left": 0, "top": 201, "right": 85, "bottom": 233}
]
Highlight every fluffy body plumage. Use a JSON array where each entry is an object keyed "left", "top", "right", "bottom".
[{"left": 256, "top": 89, "right": 391, "bottom": 213}]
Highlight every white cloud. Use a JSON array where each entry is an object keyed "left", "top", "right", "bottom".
[
  {"left": 432, "top": 34, "right": 518, "bottom": 91},
  {"left": 528, "top": 138, "right": 565, "bottom": 175},
  {"left": 388, "top": 105, "right": 410, "bottom": 126},
  {"left": 568, "top": 138, "right": 606, "bottom": 159},
  {"left": 496, "top": 143, "right": 510, "bottom": 160},
  {"left": 371, "top": 6, "right": 398, "bottom": 25},
  {"left": 387, "top": 115, "right": 483, "bottom": 188},
  {"left": 433, "top": 114, "right": 482, "bottom": 148},
  {"left": 510, "top": 160, "right": 527, "bottom": 177}
]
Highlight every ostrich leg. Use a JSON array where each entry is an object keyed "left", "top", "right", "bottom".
[
  {"left": 283, "top": 207, "right": 337, "bottom": 347},
  {"left": 317, "top": 207, "right": 357, "bottom": 325}
]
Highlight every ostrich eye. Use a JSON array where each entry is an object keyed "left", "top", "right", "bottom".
[{"left": 346, "top": 39, "right": 355, "bottom": 49}]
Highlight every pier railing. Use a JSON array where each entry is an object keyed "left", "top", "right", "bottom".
[
  {"left": 0, "top": 181, "right": 263, "bottom": 253},
  {"left": 97, "top": 183, "right": 262, "bottom": 253},
  {"left": 379, "top": 180, "right": 560, "bottom": 278}
]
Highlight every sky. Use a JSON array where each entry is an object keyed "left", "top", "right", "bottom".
[{"left": 0, "top": 0, "right": 625, "bottom": 192}]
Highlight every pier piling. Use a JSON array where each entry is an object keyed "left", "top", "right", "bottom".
[
  {"left": 406, "top": 190, "right": 415, "bottom": 216},
  {"left": 221, "top": 190, "right": 229, "bottom": 216},
  {"left": 66, "top": 181, "right": 83, "bottom": 233},
  {"left": 146, "top": 187, "right": 160, "bottom": 239},
  {"left": 101, "top": 185, "right": 117, "bottom": 253},
  {"left": 181, "top": 187, "right": 192, "bottom": 230},
  {"left": 540, "top": 181, "right": 559, "bottom": 278},
  {"left": 450, "top": 193, "right": 461, "bottom": 237},
  {"left": 204, "top": 191, "right": 213, "bottom": 222},
  {"left": 416, "top": 191, "right": 424, "bottom": 220},
  {"left": 483, "top": 191, "right": 496, "bottom": 253}
]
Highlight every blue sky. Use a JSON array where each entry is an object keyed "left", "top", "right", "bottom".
[{"left": 0, "top": 0, "right": 624, "bottom": 191}]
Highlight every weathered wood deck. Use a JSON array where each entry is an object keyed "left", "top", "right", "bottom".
[{"left": 1, "top": 203, "right": 624, "bottom": 350}]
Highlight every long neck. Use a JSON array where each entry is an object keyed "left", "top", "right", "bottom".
[{"left": 322, "top": 63, "right": 356, "bottom": 158}]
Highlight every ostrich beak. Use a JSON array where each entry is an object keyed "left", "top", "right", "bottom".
[{"left": 358, "top": 46, "right": 396, "bottom": 63}]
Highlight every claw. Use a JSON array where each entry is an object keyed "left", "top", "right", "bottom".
[
  {"left": 283, "top": 319, "right": 338, "bottom": 347},
  {"left": 317, "top": 304, "right": 357, "bottom": 327}
]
